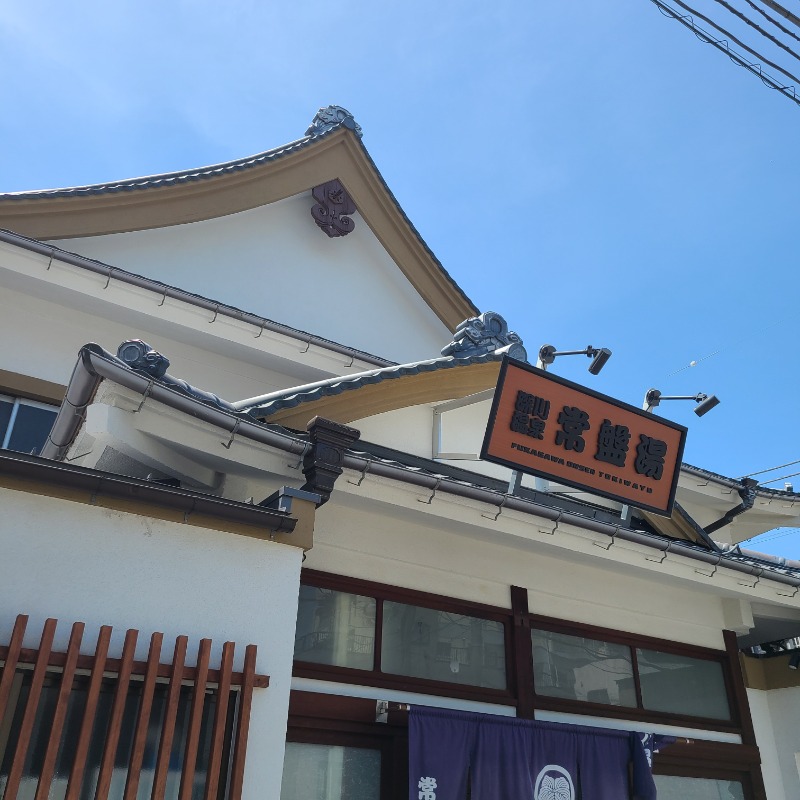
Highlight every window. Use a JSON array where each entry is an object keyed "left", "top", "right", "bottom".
[
  {"left": 529, "top": 621, "right": 735, "bottom": 727},
  {"left": 0, "top": 615, "right": 263, "bottom": 800},
  {"left": 653, "top": 775, "right": 745, "bottom": 799},
  {"left": 381, "top": 602, "right": 506, "bottom": 690},
  {"left": 0, "top": 395, "right": 58, "bottom": 456},
  {"left": 294, "top": 572, "right": 510, "bottom": 701},
  {"left": 0, "top": 673, "right": 230, "bottom": 800},
  {"left": 280, "top": 743, "right": 381, "bottom": 800},
  {"left": 295, "top": 586, "right": 376, "bottom": 671},
  {"left": 532, "top": 628, "right": 636, "bottom": 707},
  {"left": 636, "top": 648, "right": 730, "bottom": 720}
]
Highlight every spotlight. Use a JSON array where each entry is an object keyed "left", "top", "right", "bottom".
[
  {"left": 537, "top": 345, "right": 612, "bottom": 375},
  {"left": 694, "top": 394, "right": 720, "bottom": 417},
  {"left": 588, "top": 348, "right": 612, "bottom": 375},
  {"left": 643, "top": 389, "right": 720, "bottom": 417}
]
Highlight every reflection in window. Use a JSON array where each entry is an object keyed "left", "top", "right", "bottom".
[
  {"left": 280, "top": 743, "right": 380, "bottom": 800},
  {"left": 654, "top": 775, "right": 744, "bottom": 799},
  {"left": 0, "top": 672, "right": 231, "bottom": 800},
  {"left": 0, "top": 395, "right": 58, "bottom": 456},
  {"left": 636, "top": 649, "right": 731, "bottom": 720},
  {"left": 532, "top": 629, "right": 636, "bottom": 707},
  {"left": 294, "top": 586, "right": 376, "bottom": 670},
  {"left": 381, "top": 603, "right": 506, "bottom": 689}
]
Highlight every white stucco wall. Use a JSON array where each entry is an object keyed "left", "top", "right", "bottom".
[
  {"left": 306, "top": 497, "right": 731, "bottom": 650},
  {"left": 0, "top": 486, "right": 303, "bottom": 800},
  {"left": 50, "top": 194, "right": 454, "bottom": 364},
  {"left": 749, "top": 686, "right": 800, "bottom": 800}
]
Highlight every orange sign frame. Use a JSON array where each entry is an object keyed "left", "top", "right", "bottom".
[{"left": 481, "top": 357, "right": 687, "bottom": 516}]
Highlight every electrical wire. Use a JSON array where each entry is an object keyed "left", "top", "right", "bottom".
[
  {"left": 650, "top": 1, "right": 800, "bottom": 105},
  {"left": 710, "top": 0, "right": 800, "bottom": 63},
  {"left": 664, "top": 317, "right": 786, "bottom": 379},
  {"left": 743, "top": 527, "right": 799, "bottom": 544},
  {"left": 742, "top": 458, "right": 800, "bottom": 479},
  {"left": 667, "top": 0, "right": 800, "bottom": 85},
  {"left": 743, "top": 0, "right": 800, "bottom": 44},
  {"left": 757, "top": 0, "right": 800, "bottom": 32},
  {"left": 759, "top": 469, "right": 800, "bottom": 486}
]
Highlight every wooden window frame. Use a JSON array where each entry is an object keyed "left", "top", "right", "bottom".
[
  {"left": 286, "top": 691, "right": 408, "bottom": 800},
  {"left": 523, "top": 612, "right": 743, "bottom": 733},
  {"left": 295, "top": 570, "right": 515, "bottom": 706}
]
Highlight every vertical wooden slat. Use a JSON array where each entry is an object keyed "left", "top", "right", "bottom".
[
  {"left": 510, "top": 586, "right": 535, "bottom": 719},
  {"left": 34, "top": 621, "right": 85, "bottom": 800},
  {"left": 228, "top": 645, "right": 257, "bottom": 800},
  {"left": 65, "top": 625, "right": 112, "bottom": 800},
  {"left": 202, "top": 642, "right": 234, "bottom": 800},
  {"left": 178, "top": 639, "right": 211, "bottom": 800},
  {"left": 94, "top": 627, "right": 139, "bottom": 800},
  {"left": 0, "top": 614, "right": 28, "bottom": 721},
  {"left": 123, "top": 631, "right": 164, "bottom": 800},
  {"left": 150, "top": 635, "right": 188, "bottom": 800},
  {"left": 4, "top": 617, "right": 58, "bottom": 800}
]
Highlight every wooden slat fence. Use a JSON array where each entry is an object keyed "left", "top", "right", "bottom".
[{"left": 0, "top": 615, "right": 267, "bottom": 800}]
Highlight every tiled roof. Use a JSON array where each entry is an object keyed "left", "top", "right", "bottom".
[
  {"left": 0, "top": 135, "right": 320, "bottom": 199},
  {"left": 234, "top": 350, "right": 508, "bottom": 419}
]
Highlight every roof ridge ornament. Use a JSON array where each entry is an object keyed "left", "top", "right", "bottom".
[
  {"left": 306, "top": 105, "right": 363, "bottom": 138},
  {"left": 441, "top": 312, "right": 527, "bottom": 362}
]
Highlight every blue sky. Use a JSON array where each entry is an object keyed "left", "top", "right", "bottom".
[{"left": 2, "top": 1, "right": 798, "bottom": 556}]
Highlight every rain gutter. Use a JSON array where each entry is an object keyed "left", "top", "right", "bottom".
[
  {"left": 0, "top": 229, "right": 393, "bottom": 368},
  {"left": 41, "top": 346, "right": 800, "bottom": 592}
]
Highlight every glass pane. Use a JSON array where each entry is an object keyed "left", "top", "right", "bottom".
[
  {"left": 6, "top": 404, "right": 58, "bottom": 456},
  {"left": 654, "top": 775, "right": 745, "bottom": 799},
  {"left": 0, "top": 398, "right": 13, "bottom": 444},
  {"left": 381, "top": 602, "right": 506, "bottom": 689},
  {"left": 636, "top": 648, "right": 731, "bottom": 720},
  {"left": 295, "top": 586, "right": 376, "bottom": 670},
  {"left": 280, "top": 743, "right": 381, "bottom": 800},
  {"left": 0, "top": 672, "right": 230, "bottom": 800},
  {"left": 532, "top": 629, "right": 636, "bottom": 707}
]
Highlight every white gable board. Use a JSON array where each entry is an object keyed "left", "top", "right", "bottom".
[{"left": 51, "top": 193, "right": 454, "bottom": 364}]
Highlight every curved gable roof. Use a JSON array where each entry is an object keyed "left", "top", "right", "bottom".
[
  {"left": 235, "top": 350, "right": 506, "bottom": 430},
  {"left": 0, "top": 120, "right": 478, "bottom": 332}
]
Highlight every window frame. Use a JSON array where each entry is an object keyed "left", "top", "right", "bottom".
[
  {"left": 294, "top": 570, "right": 515, "bottom": 705},
  {"left": 285, "top": 691, "right": 407, "bottom": 800},
  {"left": 0, "top": 393, "right": 58, "bottom": 455},
  {"left": 525, "top": 613, "right": 742, "bottom": 733}
]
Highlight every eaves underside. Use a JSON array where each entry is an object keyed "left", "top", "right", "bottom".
[{"left": 0, "top": 127, "right": 477, "bottom": 332}]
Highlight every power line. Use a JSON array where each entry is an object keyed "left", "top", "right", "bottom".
[
  {"left": 743, "top": 0, "right": 800, "bottom": 44},
  {"left": 663, "top": 317, "right": 786, "bottom": 379},
  {"left": 756, "top": 0, "right": 800, "bottom": 32},
  {"left": 742, "top": 458, "right": 800, "bottom": 479},
  {"left": 710, "top": 0, "right": 800, "bottom": 63},
  {"left": 649, "top": 0, "right": 800, "bottom": 107},
  {"left": 760, "top": 469, "right": 800, "bottom": 486},
  {"left": 668, "top": 0, "right": 800, "bottom": 85}
]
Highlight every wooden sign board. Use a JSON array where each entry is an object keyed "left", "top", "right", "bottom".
[{"left": 481, "top": 358, "right": 687, "bottom": 516}]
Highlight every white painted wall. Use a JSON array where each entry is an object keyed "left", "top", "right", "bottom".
[
  {"left": 0, "top": 486, "right": 303, "bottom": 800},
  {"left": 752, "top": 686, "right": 800, "bottom": 800},
  {"left": 747, "top": 688, "right": 787, "bottom": 800},
  {"left": 306, "top": 498, "right": 731, "bottom": 649},
  {"left": 51, "top": 194, "right": 454, "bottom": 364}
]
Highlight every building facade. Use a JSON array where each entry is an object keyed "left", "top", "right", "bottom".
[{"left": 1, "top": 107, "right": 799, "bottom": 800}]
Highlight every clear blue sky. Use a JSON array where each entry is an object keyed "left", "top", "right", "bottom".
[{"left": 2, "top": 1, "right": 798, "bottom": 556}]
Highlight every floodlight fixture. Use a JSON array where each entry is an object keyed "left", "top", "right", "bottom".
[
  {"left": 537, "top": 344, "right": 612, "bottom": 375},
  {"left": 643, "top": 389, "right": 720, "bottom": 417}
]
